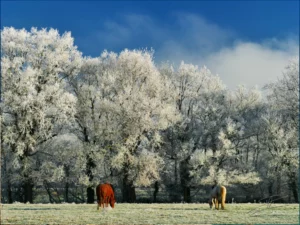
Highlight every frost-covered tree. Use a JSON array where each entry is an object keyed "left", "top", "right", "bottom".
[
  {"left": 159, "top": 62, "right": 228, "bottom": 202},
  {"left": 256, "top": 115, "right": 298, "bottom": 202},
  {"left": 1, "top": 27, "right": 82, "bottom": 202},
  {"left": 35, "top": 133, "right": 87, "bottom": 203},
  {"left": 261, "top": 58, "right": 299, "bottom": 202},
  {"left": 1, "top": 25, "right": 297, "bottom": 204},
  {"left": 70, "top": 54, "right": 121, "bottom": 203},
  {"left": 106, "top": 49, "right": 179, "bottom": 202},
  {"left": 160, "top": 62, "right": 262, "bottom": 202},
  {"left": 265, "top": 57, "right": 299, "bottom": 129},
  {"left": 190, "top": 86, "right": 263, "bottom": 188},
  {"left": 73, "top": 49, "right": 179, "bottom": 202}
]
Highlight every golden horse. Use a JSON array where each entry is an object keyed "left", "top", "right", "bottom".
[{"left": 209, "top": 185, "right": 226, "bottom": 210}]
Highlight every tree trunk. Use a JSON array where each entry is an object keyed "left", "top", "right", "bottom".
[
  {"left": 23, "top": 179, "right": 34, "bottom": 203},
  {"left": 122, "top": 167, "right": 136, "bottom": 203},
  {"left": 180, "top": 158, "right": 191, "bottom": 203},
  {"left": 86, "top": 187, "right": 94, "bottom": 203},
  {"left": 288, "top": 172, "right": 298, "bottom": 203},
  {"left": 175, "top": 157, "right": 178, "bottom": 186},
  {"left": 64, "top": 165, "right": 70, "bottom": 203},
  {"left": 7, "top": 181, "right": 13, "bottom": 203},
  {"left": 183, "top": 186, "right": 191, "bottom": 203},
  {"left": 288, "top": 189, "right": 291, "bottom": 203},
  {"left": 16, "top": 186, "right": 23, "bottom": 203},
  {"left": 82, "top": 127, "right": 95, "bottom": 204},
  {"left": 168, "top": 157, "right": 181, "bottom": 202},
  {"left": 44, "top": 181, "right": 54, "bottom": 203},
  {"left": 20, "top": 152, "right": 34, "bottom": 203},
  {"left": 86, "top": 155, "right": 96, "bottom": 204},
  {"left": 65, "top": 182, "right": 69, "bottom": 203},
  {"left": 254, "top": 134, "right": 260, "bottom": 169},
  {"left": 81, "top": 186, "right": 85, "bottom": 203},
  {"left": 246, "top": 144, "right": 249, "bottom": 164},
  {"left": 268, "top": 181, "right": 273, "bottom": 200},
  {"left": 291, "top": 181, "right": 298, "bottom": 203},
  {"left": 276, "top": 174, "right": 281, "bottom": 196},
  {"left": 4, "top": 155, "right": 13, "bottom": 203},
  {"left": 153, "top": 181, "right": 159, "bottom": 203},
  {"left": 122, "top": 181, "right": 136, "bottom": 203}
]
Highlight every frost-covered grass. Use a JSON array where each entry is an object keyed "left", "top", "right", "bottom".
[{"left": 1, "top": 203, "right": 298, "bottom": 224}]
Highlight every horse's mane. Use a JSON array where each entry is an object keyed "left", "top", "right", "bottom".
[
  {"left": 96, "top": 182, "right": 115, "bottom": 194},
  {"left": 109, "top": 183, "right": 115, "bottom": 193},
  {"left": 105, "top": 182, "right": 115, "bottom": 193}
]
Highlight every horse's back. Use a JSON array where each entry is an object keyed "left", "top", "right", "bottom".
[
  {"left": 220, "top": 186, "right": 226, "bottom": 194},
  {"left": 211, "top": 185, "right": 226, "bottom": 200},
  {"left": 97, "top": 183, "right": 115, "bottom": 198},
  {"left": 220, "top": 186, "right": 226, "bottom": 200},
  {"left": 210, "top": 185, "right": 221, "bottom": 198}
]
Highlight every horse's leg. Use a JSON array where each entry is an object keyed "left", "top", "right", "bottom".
[
  {"left": 221, "top": 195, "right": 225, "bottom": 210},
  {"left": 108, "top": 196, "right": 111, "bottom": 207},
  {"left": 104, "top": 196, "right": 107, "bottom": 208},
  {"left": 107, "top": 196, "right": 110, "bottom": 207},
  {"left": 101, "top": 196, "right": 104, "bottom": 208},
  {"left": 97, "top": 196, "right": 101, "bottom": 210},
  {"left": 215, "top": 198, "right": 219, "bottom": 210}
]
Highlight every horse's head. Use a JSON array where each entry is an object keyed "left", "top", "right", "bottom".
[
  {"left": 208, "top": 199, "right": 213, "bottom": 209},
  {"left": 110, "top": 197, "right": 116, "bottom": 208}
]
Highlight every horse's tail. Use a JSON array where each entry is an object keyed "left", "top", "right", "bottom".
[
  {"left": 221, "top": 186, "right": 226, "bottom": 209},
  {"left": 221, "top": 186, "right": 226, "bottom": 201},
  {"left": 108, "top": 183, "right": 115, "bottom": 194},
  {"left": 96, "top": 184, "right": 101, "bottom": 202}
]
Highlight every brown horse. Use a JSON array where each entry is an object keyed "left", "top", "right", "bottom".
[
  {"left": 96, "top": 183, "right": 116, "bottom": 210},
  {"left": 209, "top": 185, "right": 226, "bottom": 210}
]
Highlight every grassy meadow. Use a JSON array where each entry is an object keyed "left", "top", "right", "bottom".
[{"left": 0, "top": 203, "right": 298, "bottom": 224}]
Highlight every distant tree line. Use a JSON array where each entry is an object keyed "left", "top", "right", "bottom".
[{"left": 1, "top": 27, "right": 298, "bottom": 204}]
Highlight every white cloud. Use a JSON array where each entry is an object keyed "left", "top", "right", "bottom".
[
  {"left": 87, "top": 13, "right": 299, "bottom": 90},
  {"left": 203, "top": 40, "right": 299, "bottom": 90}
]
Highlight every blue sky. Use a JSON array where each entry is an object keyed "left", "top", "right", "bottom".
[{"left": 1, "top": 1, "right": 299, "bottom": 89}]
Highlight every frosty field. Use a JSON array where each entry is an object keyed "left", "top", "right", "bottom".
[{"left": 0, "top": 203, "right": 298, "bottom": 224}]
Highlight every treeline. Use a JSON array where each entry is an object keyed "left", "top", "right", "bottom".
[{"left": 1, "top": 27, "right": 299, "bottom": 204}]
